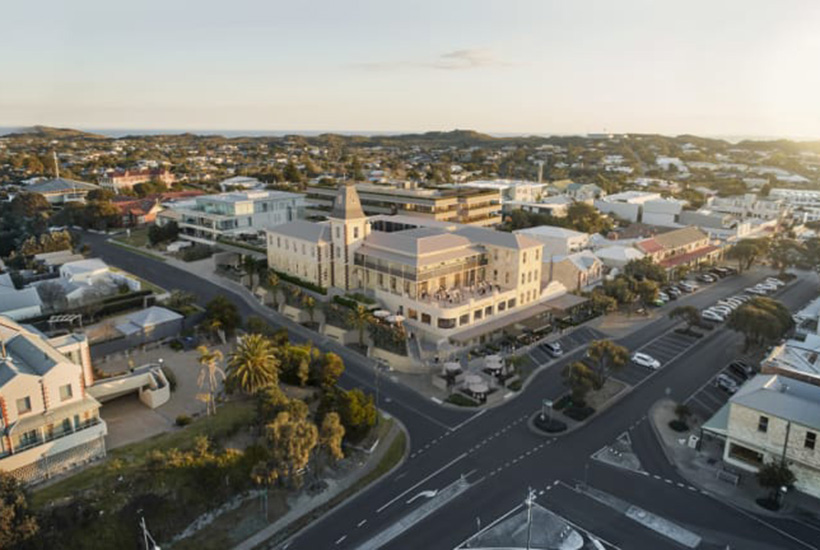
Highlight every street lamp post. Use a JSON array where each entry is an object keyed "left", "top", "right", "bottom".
[{"left": 541, "top": 399, "right": 553, "bottom": 424}]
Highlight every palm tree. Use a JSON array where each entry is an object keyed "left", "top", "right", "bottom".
[
  {"left": 302, "top": 295, "right": 316, "bottom": 325},
  {"left": 207, "top": 318, "right": 223, "bottom": 342},
  {"left": 347, "top": 305, "right": 374, "bottom": 347},
  {"left": 227, "top": 334, "right": 280, "bottom": 395},
  {"left": 196, "top": 345, "right": 226, "bottom": 416},
  {"left": 266, "top": 270, "right": 281, "bottom": 308}
]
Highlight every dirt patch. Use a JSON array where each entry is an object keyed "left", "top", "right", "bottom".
[{"left": 586, "top": 378, "right": 628, "bottom": 410}]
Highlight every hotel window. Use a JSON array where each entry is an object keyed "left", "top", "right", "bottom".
[
  {"left": 758, "top": 416, "right": 769, "bottom": 433},
  {"left": 302, "top": 244, "right": 306, "bottom": 255},
  {"left": 806, "top": 432, "right": 817, "bottom": 450},
  {"left": 505, "top": 273, "right": 510, "bottom": 285},
  {"left": 354, "top": 227, "right": 359, "bottom": 239},
  {"left": 498, "top": 301, "right": 506, "bottom": 312},
  {"left": 460, "top": 314, "right": 470, "bottom": 325},
  {"left": 520, "top": 293, "right": 525, "bottom": 305},
  {"left": 336, "top": 227, "right": 341, "bottom": 239},
  {"left": 485, "top": 306, "right": 493, "bottom": 317},
  {"left": 19, "top": 429, "right": 38, "bottom": 447},
  {"left": 523, "top": 252, "right": 527, "bottom": 264},
  {"left": 527, "top": 272, "right": 532, "bottom": 283},
  {"left": 336, "top": 246, "right": 341, "bottom": 257},
  {"left": 59, "top": 384, "right": 73, "bottom": 402},
  {"left": 474, "top": 309, "right": 483, "bottom": 321},
  {"left": 438, "top": 318, "right": 457, "bottom": 329},
  {"left": 421, "top": 313, "right": 431, "bottom": 325},
  {"left": 508, "top": 298, "right": 516, "bottom": 308},
  {"left": 493, "top": 269, "right": 498, "bottom": 281},
  {"left": 535, "top": 249, "right": 540, "bottom": 261},
  {"left": 521, "top": 274, "right": 525, "bottom": 285},
  {"left": 16, "top": 396, "right": 32, "bottom": 415}
]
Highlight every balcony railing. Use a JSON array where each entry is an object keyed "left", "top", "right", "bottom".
[{"left": 10, "top": 418, "right": 103, "bottom": 455}]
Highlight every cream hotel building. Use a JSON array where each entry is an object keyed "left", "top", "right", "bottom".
[{"left": 267, "top": 184, "right": 571, "bottom": 345}]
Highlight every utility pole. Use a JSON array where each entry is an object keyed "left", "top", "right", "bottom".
[
  {"left": 525, "top": 487, "right": 536, "bottom": 550},
  {"left": 53, "top": 151, "right": 60, "bottom": 178}
]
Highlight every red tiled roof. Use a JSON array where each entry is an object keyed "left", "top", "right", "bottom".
[
  {"left": 658, "top": 245, "right": 720, "bottom": 269},
  {"left": 636, "top": 238, "right": 663, "bottom": 254}
]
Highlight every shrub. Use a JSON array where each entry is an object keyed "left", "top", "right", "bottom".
[
  {"left": 175, "top": 414, "right": 192, "bottom": 427},
  {"left": 564, "top": 405, "right": 595, "bottom": 421},
  {"left": 445, "top": 394, "right": 479, "bottom": 407},
  {"left": 169, "top": 339, "right": 183, "bottom": 351},
  {"left": 507, "top": 380, "right": 522, "bottom": 391},
  {"left": 669, "top": 419, "right": 689, "bottom": 432},
  {"left": 161, "top": 366, "right": 177, "bottom": 392},
  {"left": 179, "top": 244, "right": 214, "bottom": 262}
]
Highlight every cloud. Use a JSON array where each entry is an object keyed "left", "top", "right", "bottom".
[{"left": 353, "top": 49, "right": 512, "bottom": 72}]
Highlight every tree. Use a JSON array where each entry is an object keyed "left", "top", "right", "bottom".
[
  {"left": 256, "top": 411, "right": 318, "bottom": 488},
  {"left": 302, "top": 295, "right": 316, "bottom": 325},
  {"left": 562, "top": 361, "right": 597, "bottom": 405},
  {"left": 348, "top": 305, "right": 374, "bottom": 347},
  {"left": 586, "top": 340, "right": 629, "bottom": 389},
  {"left": 728, "top": 297, "right": 793, "bottom": 351},
  {"left": 266, "top": 270, "right": 281, "bottom": 308},
  {"left": 318, "top": 352, "right": 345, "bottom": 388},
  {"left": 0, "top": 472, "right": 39, "bottom": 548},
  {"left": 196, "top": 345, "right": 226, "bottom": 416},
  {"left": 283, "top": 160, "right": 303, "bottom": 183},
  {"left": 589, "top": 289, "right": 617, "bottom": 314},
  {"left": 317, "top": 412, "right": 345, "bottom": 474},
  {"left": 338, "top": 388, "right": 377, "bottom": 442},
  {"left": 634, "top": 279, "right": 659, "bottom": 309},
  {"left": 767, "top": 237, "right": 801, "bottom": 277},
  {"left": 36, "top": 280, "right": 68, "bottom": 312},
  {"left": 624, "top": 257, "right": 667, "bottom": 283},
  {"left": 205, "top": 295, "right": 241, "bottom": 336},
  {"left": 669, "top": 305, "right": 701, "bottom": 332},
  {"left": 727, "top": 238, "right": 769, "bottom": 273},
  {"left": 674, "top": 403, "right": 691, "bottom": 426},
  {"left": 227, "top": 334, "right": 280, "bottom": 395},
  {"left": 148, "top": 221, "right": 179, "bottom": 245},
  {"left": 757, "top": 460, "right": 796, "bottom": 506},
  {"left": 566, "top": 201, "right": 613, "bottom": 234}
]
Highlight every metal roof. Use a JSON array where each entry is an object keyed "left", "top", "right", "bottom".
[{"left": 731, "top": 374, "right": 820, "bottom": 429}]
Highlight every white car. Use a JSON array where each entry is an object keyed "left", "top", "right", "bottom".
[
  {"left": 658, "top": 292, "right": 670, "bottom": 302},
  {"left": 746, "top": 287, "right": 767, "bottom": 295},
  {"left": 766, "top": 277, "right": 785, "bottom": 287},
  {"left": 702, "top": 309, "right": 726, "bottom": 322},
  {"left": 711, "top": 305, "right": 733, "bottom": 316},
  {"left": 632, "top": 352, "right": 661, "bottom": 370},
  {"left": 717, "top": 300, "right": 740, "bottom": 310},
  {"left": 757, "top": 282, "right": 778, "bottom": 292}
]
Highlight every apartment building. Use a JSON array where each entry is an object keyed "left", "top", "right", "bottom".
[
  {"left": 305, "top": 182, "right": 502, "bottom": 227},
  {"left": 769, "top": 188, "right": 820, "bottom": 222},
  {"left": 0, "top": 316, "right": 106, "bottom": 484},
  {"left": 706, "top": 194, "right": 786, "bottom": 221},
  {"left": 267, "top": 183, "right": 566, "bottom": 344},
  {"left": 460, "top": 179, "right": 549, "bottom": 203},
  {"left": 99, "top": 168, "right": 175, "bottom": 192},
  {"left": 158, "top": 190, "right": 305, "bottom": 241},
  {"left": 719, "top": 374, "right": 820, "bottom": 498},
  {"left": 594, "top": 191, "right": 662, "bottom": 223}
]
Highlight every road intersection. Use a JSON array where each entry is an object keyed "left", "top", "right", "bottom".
[{"left": 84, "top": 233, "right": 820, "bottom": 550}]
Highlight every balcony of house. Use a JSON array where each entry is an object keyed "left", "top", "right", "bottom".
[
  {"left": 0, "top": 415, "right": 107, "bottom": 473},
  {"left": 460, "top": 212, "right": 503, "bottom": 226}
]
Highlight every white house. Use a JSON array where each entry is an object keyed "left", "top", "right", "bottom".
[
  {"left": 593, "top": 245, "right": 645, "bottom": 269},
  {"left": 0, "top": 316, "right": 106, "bottom": 484},
  {"left": 594, "top": 191, "right": 662, "bottom": 223},
  {"left": 514, "top": 226, "right": 589, "bottom": 256}
]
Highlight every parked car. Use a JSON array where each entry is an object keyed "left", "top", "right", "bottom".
[
  {"left": 632, "top": 352, "right": 661, "bottom": 370},
  {"left": 733, "top": 294, "right": 752, "bottom": 303},
  {"left": 702, "top": 309, "right": 726, "bottom": 322},
  {"left": 728, "top": 360, "right": 754, "bottom": 379},
  {"left": 716, "top": 373, "right": 739, "bottom": 394},
  {"left": 766, "top": 277, "right": 785, "bottom": 287},
  {"left": 757, "top": 282, "right": 778, "bottom": 292},
  {"left": 541, "top": 341, "right": 563, "bottom": 358},
  {"left": 658, "top": 292, "right": 670, "bottom": 302},
  {"left": 746, "top": 287, "right": 768, "bottom": 296},
  {"left": 711, "top": 305, "right": 733, "bottom": 316},
  {"left": 711, "top": 267, "right": 730, "bottom": 277},
  {"left": 697, "top": 273, "right": 716, "bottom": 283},
  {"left": 717, "top": 299, "right": 741, "bottom": 309},
  {"left": 678, "top": 282, "right": 698, "bottom": 293},
  {"left": 666, "top": 286, "right": 682, "bottom": 297}
]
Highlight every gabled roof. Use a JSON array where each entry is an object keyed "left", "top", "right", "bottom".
[
  {"left": 731, "top": 374, "right": 820, "bottom": 429},
  {"left": 365, "top": 228, "right": 473, "bottom": 256},
  {"left": 61, "top": 258, "right": 109, "bottom": 276},
  {"left": 330, "top": 183, "right": 366, "bottom": 220},
  {"left": 516, "top": 225, "right": 588, "bottom": 240},
  {"left": 0, "top": 287, "right": 42, "bottom": 314},
  {"left": 594, "top": 245, "right": 644, "bottom": 262},
  {"left": 636, "top": 238, "right": 664, "bottom": 254},
  {"left": 452, "top": 225, "right": 543, "bottom": 250},
  {"left": 652, "top": 226, "right": 708, "bottom": 250},
  {"left": 28, "top": 177, "right": 99, "bottom": 194},
  {"left": 564, "top": 250, "right": 600, "bottom": 272},
  {"left": 268, "top": 220, "right": 331, "bottom": 243}
]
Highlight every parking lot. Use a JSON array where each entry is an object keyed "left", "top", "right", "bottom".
[
  {"left": 613, "top": 330, "right": 702, "bottom": 385},
  {"left": 683, "top": 359, "right": 754, "bottom": 421},
  {"left": 527, "top": 326, "right": 606, "bottom": 365}
]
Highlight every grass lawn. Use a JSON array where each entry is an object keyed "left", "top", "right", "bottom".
[
  {"left": 108, "top": 238, "right": 167, "bottom": 262},
  {"left": 32, "top": 400, "right": 255, "bottom": 508},
  {"left": 112, "top": 227, "right": 151, "bottom": 248},
  {"left": 109, "top": 266, "right": 168, "bottom": 296}
]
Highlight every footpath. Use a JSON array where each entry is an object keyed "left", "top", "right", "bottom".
[{"left": 649, "top": 398, "right": 820, "bottom": 523}]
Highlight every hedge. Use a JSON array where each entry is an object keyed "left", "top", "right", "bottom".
[{"left": 272, "top": 268, "right": 327, "bottom": 295}]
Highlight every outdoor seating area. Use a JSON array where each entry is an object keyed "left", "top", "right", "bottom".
[{"left": 418, "top": 281, "right": 505, "bottom": 307}]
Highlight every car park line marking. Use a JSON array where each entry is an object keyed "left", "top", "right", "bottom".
[
  {"left": 357, "top": 520, "right": 367, "bottom": 528},
  {"left": 335, "top": 535, "right": 347, "bottom": 544}
]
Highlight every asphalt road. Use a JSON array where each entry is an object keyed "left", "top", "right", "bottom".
[{"left": 83, "top": 233, "right": 820, "bottom": 550}]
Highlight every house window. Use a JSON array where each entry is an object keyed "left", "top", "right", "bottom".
[
  {"left": 16, "top": 397, "right": 31, "bottom": 415},
  {"left": 59, "top": 384, "right": 73, "bottom": 402},
  {"left": 354, "top": 227, "right": 359, "bottom": 239},
  {"left": 421, "top": 313, "right": 431, "bottom": 325},
  {"left": 408, "top": 308, "right": 418, "bottom": 320},
  {"left": 19, "top": 429, "right": 38, "bottom": 447},
  {"left": 758, "top": 416, "right": 769, "bottom": 433},
  {"left": 806, "top": 432, "right": 817, "bottom": 450}
]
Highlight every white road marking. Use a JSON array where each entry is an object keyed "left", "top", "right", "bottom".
[
  {"left": 335, "top": 535, "right": 347, "bottom": 544},
  {"left": 357, "top": 520, "right": 367, "bottom": 527},
  {"left": 376, "top": 452, "right": 468, "bottom": 513}
]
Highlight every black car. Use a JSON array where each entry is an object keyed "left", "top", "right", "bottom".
[
  {"left": 728, "top": 360, "right": 754, "bottom": 379},
  {"left": 710, "top": 267, "right": 729, "bottom": 278}
]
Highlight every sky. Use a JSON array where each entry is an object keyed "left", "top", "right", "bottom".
[{"left": 2, "top": 0, "right": 820, "bottom": 138}]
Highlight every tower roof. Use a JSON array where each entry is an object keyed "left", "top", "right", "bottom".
[{"left": 330, "top": 183, "right": 366, "bottom": 220}]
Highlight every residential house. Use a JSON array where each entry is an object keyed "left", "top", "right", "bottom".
[
  {"left": 594, "top": 191, "right": 662, "bottom": 223},
  {"left": 0, "top": 316, "right": 105, "bottom": 484},
  {"left": 111, "top": 197, "right": 163, "bottom": 227},
  {"left": 564, "top": 183, "right": 605, "bottom": 202},
  {"left": 514, "top": 226, "right": 589, "bottom": 256},
  {"left": 545, "top": 251, "right": 604, "bottom": 292},
  {"left": 0, "top": 274, "right": 42, "bottom": 321},
  {"left": 593, "top": 245, "right": 645, "bottom": 269}
]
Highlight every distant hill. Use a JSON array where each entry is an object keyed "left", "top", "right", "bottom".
[{"left": 2, "top": 125, "right": 109, "bottom": 140}]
